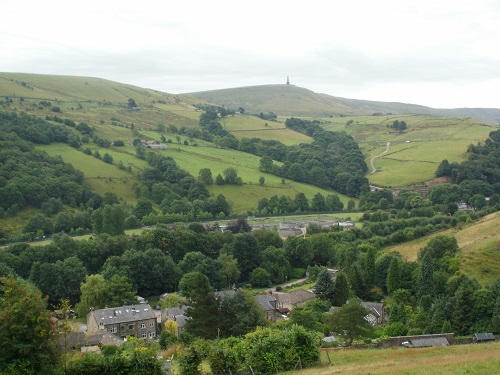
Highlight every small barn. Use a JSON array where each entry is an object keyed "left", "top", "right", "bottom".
[{"left": 472, "top": 333, "right": 496, "bottom": 343}]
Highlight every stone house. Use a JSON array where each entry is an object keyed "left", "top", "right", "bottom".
[
  {"left": 87, "top": 304, "right": 157, "bottom": 340},
  {"left": 161, "top": 305, "right": 189, "bottom": 336},
  {"left": 274, "top": 289, "right": 316, "bottom": 312},
  {"left": 255, "top": 293, "right": 282, "bottom": 321}
]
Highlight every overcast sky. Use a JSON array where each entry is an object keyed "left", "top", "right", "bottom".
[{"left": 2, "top": 0, "right": 500, "bottom": 109}]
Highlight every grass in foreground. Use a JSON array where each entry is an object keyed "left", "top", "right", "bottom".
[{"left": 286, "top": 342, "right": 500, "bottom": 375}]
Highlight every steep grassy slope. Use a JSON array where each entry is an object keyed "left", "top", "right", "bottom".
[
  {"left": 3, "top": 73, "right": 495, "bottom": 189},
  {"left": 384, "top": 211, "right": 500, "bottom": 286}
]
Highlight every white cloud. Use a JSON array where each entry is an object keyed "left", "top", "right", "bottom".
[{"left": 1, "top": 0, "right": 500, "bottom": 108}]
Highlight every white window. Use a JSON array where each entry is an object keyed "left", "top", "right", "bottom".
[
  {"left": 149, "top": 331, "right": 155, "bottom": 338},
  {"left": 149, "top": 322, "right": 155, "bottom": 327},
  {"left": 140, "top": 332, "right": 147, "bottom": 338},
  {"left": 108, "top": 326, "right": 117, "bottom": 333},
  {"left": 140, "top": 323, "right": 146, "bottom": 329}
]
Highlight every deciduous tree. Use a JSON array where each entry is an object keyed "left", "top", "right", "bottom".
[
  {"left": 0, "top": 276, "right": 59, "bottom": 373},
  {"left": 326, "top": 298, "right": 372, "bottom": 346}
]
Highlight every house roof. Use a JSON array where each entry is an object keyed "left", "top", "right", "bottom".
[
  {"left": 256, "top": 294, "right": 277, "bottom": 311},
  {"left": 84, "top": 332, "right": 124, "bottom": 347},
  {"left": 409, "top": 337, "right": 449, "bottom": 347},
  {"left": 473, "top": 332, "right": 496, "bottom": 341},
  {"left": 275, "top": 289, "right": 316, "bottom": 306},
  {"left": 90, "top": 304, "right": 156, "bottom": 325},
  {"left": 165, "top": 306, "right": 187, "bottom": 318},
  {"left": 59, "top": 332, "right": 85, "bottom": 350},
  {"left": 174, "top": 315, "right": 189, "bottom": 328},
  {"left": 215, "top": 290, "right": 236, "bottom": 300},
  {"left": 361, "top": 302, "right": 384, "bottom": 318}
]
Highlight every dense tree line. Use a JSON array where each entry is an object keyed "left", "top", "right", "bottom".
[
  {"left": 437, "top": 129, "right": 500, "bottom": 190},
  {"left": 0, "top": 112, "right": 98, "bottom": 217},
  {"left": 257, "top": 191, "right": 345, "bottom": 215},
  {"left": 193, "top": 107, "right": 369, "bottom": 197},
  {"left": 250, "top": 118, "right": 370, "bottom": 196}
]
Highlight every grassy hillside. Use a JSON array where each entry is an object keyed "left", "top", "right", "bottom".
[
  {"left": 184, "top": 84, "right": 500, "bottom": 124},
  {"left": 286, "top": 343, "right": 500, "bottom": 375},
  {"left": 35, "top": 141, "right": 352, "bottom": 216},
  {"left": 0, "top": 72, "right": 201, "bottom": 130},
  {"left": 0, "top": 72, "right": 495, "bottom": 215},
  {"left": 384, "top": 211, "right": 500, "bottom": 286},
  {"left": 2, "top": 73, "right": 495, "bottom": 189},
  {"left": 319, "top": 114, "right": 495, "bottom": 186}
]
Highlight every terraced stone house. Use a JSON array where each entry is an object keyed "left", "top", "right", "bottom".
[{"left": 87, "top": 304, "right": 157, "bottom": 340}]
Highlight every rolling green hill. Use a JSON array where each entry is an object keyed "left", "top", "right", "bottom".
[
  {"left": 0, "top": 72, "right": 496, "bottom": 212},
  {"left": 183, "top": 84, "right": 500, "bottom": 124}
]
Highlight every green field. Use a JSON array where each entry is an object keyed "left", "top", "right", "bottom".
[
  {"left": 385, "top": 211, "right": 500, "bottom": 286},
  {"left": 319, "top": 114, "right": 494, "bottom": 186},
  {"left": 35, "top": 141, "right": 353, "bottom": 215},
  {"left": 285, "top": 343, "right": 500, "bottom": 375},
  {"left": 36, "top": 143, "right": 147, "bottom": 204},
  {"left": 220, "top": 116, "right": 313, "bottom": 145}
]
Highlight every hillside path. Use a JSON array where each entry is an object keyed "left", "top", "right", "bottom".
[{"left": 370, "top": 142, "right": 390, "bottom": 174}]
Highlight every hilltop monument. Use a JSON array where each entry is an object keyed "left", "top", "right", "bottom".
[{"left": 286, "top": 76, "right": 290, "bottom": 85}]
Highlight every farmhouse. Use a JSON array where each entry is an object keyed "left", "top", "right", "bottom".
[{"left": 87, "top": 304, "right": 157, "bottom": 340}]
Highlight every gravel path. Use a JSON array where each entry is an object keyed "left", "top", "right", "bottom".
[{"left": 370, "top": 142, "right": 390, "bottom": 174}]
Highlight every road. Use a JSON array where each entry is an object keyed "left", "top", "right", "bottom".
[{"left": 370, "top": 142, "right": 390, "bottom": 174}]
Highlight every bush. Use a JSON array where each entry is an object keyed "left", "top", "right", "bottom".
[
  {"left": 384, "top": 322, "right": 408, "bottom": 337},
  {"left": 243, "top": 325, "right": 319, "bottom": 374},
  {"left": 292, "top": 268, "right": 306, "bottom": 279}
]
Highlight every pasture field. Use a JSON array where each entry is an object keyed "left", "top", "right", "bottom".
[
  {"left": 220, "top": 116, "right": 313, "bottom": 145},
  {"left": 318, "top": 114, "right": 494, "bottom": 186},
  {"left": 385, "top": 211, "right": 500, "bottom": 286},
  {"left": 36, "top": 143, "right": 144, "bottom": 204},
  {"left": 35, "top": 142, "right": 353, "bottom": 214},
  {"left": 286, "top": 343, "right": 500, "bottom": 375},
  {"left": 159, "top": 144, "right": 352, "bottom": 213}
]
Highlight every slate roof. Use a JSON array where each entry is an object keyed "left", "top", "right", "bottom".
[
  {"left": 256, "top": 294, "right": 277, "bottom": 311},
  {"left": 59, "top": 332, "right": 85, "bottom": 350},
  {"left": 409, "top": 337, "right": 449, "bottom": 347},
  {"left": 174, "top": 315, "right": 188, "bottom": 329},
  {"left": 166, "top": 306, "right": 187, "bottom": 318},
  {"left": 275, "top": 289, "right": 316, "bottom": 306},
  {"left": 91, "top": 304, "right": 156, "bottom": 325},
  {"left": 84, "top": 332, "right": 124, "bottom": 347},
  {"left": 473, "top": 332, "right": 496, "bottom": 341},
  {"left": 215, "top": 290, "right": 236, "bottom": 300}
]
